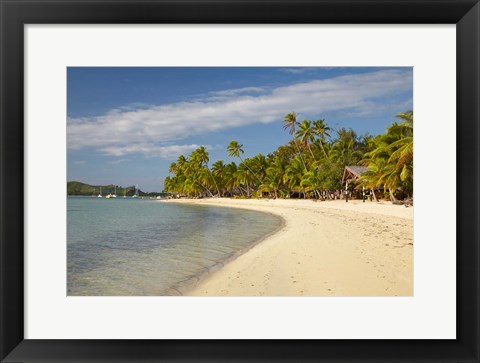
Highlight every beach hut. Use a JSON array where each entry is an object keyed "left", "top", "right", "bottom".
[
  {"left": 342, "top": 166, "right": 368, "bottom": 185},
  {"left": 341, "top": 166, "right": 368, "bottom": 202}
]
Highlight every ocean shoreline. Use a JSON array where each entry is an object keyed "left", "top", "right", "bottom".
[
  {"left": 161, "top": 197, "right": 413, "bottom": 296},
  {"left": 166, "top": 204, "right": 286, "bottom": 295}
]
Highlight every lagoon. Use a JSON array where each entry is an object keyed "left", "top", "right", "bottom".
[{"left": 67, "top": 196, "right": 283, "bottom": 295}]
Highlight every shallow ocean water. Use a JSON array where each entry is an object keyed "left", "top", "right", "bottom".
[{"left": 67, "top": 197, "right": 283, "bottom": 295}]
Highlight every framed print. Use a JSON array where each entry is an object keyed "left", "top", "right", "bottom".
[{"left": 1, "top": 0, "right": 479, "bottom": 362}]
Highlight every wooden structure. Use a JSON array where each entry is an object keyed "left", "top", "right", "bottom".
[
  {"left": 342, "top": 166, "right": 368, "bottom": 186},
  {"left": 342, "top": 166, "right": 368, "bottom": 202}
]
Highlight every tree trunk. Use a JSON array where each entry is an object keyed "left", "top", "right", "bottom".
[
  {"left": 319, "top": 139, "right": 328, "bottom": 160},
  {"left": 389, "top": 188, "right": 397, "bottom": 202},
  {"left": 196, "top": 181, "right": 213, "bottom": 197},
  {"left": 307, "top": 143, "right": 315, "bottom": 159},
  {"left": 240, "top": 156, "right": 263, "bottom": 184},
  {"left": 293, "top": 139, "right": 308, "bottom": 171},
  {"left": 208, "top": 168, "right": 220, "bottom": 196}
]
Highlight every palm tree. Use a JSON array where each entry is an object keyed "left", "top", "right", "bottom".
[
  {"left": 251, "top": 153, "right": 269, "bottom": 182},
  {"left": 227, "top": 140, "right": 244, "bottom": 159},
  {"left": 282, "top": 112, "right": 307, "bottom": 170},
  {"left": 168, "top": 162, "right": 177, "bottom": 174},
  {"left": 236, "top": 162, "right": 256, "bottom": 197},
  {"left": 198, "top": 167, "right": 216, "bottom": 197},
  {"left": 227, "top": 140, "right": 262, "bottom": 184},
  {"left": 312, "top": 118, "right": 331, "bottom": 159},
  {"left": 300, "top": 167, "right": 321, "bottom": 199},
  {"left": 224, "top": 162, "right": 238, "bottom": 195},
  {"left": 260, "top": 168, "right": 282, "bottom": 199},
  {"left": 163, "top": 176, "right": 173, "bottom": 193},
  {"left": 184, "top": 150, "right": 213, "bottom": 197},
  {"left": 295, "top": 120, "right": 316, "bottom": 161},
  {"left": 387, "top": 111, "right": 413, "bottom": 171},
  {"left": 284, "top": 155, "right": 306, "bottom": 198},
  {"left": 395, "top": 110, "right": 413, "bottom": 123},
  {"left": 212, "top": 160, "right": 226, "bottom": 196},
  {"left": 176, "top": 155, "right": 187, "bottom": 174},
  {"left": 359, "top": 111, "right": 414, "bottom": 200},
  {"left": 191, "top": 146, "right": 220, "bottom": 196}
]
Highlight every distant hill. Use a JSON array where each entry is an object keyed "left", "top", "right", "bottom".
[{"left": 67, "top": 181, "right": 164, "bottom": 197}]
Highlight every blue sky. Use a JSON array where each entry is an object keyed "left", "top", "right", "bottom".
[{"left": 67, "top": 67, "right": 413, "bottom": 192}]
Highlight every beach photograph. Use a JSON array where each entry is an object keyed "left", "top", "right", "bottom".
[{"left": 67, "top": 67, "right": 413, "bottom": 296}]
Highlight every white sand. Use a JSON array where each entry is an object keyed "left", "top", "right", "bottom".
[{"left": 163, "top": 198, "right": 413, "bottom": 296}]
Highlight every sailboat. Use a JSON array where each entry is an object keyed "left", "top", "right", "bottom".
[
  {"left": 112, "top": 185, "right": 117, "bottom": 198},
  {"left": 132, "top": 184, "right": 138, "bottom": 198},
  {"left": 97, "top": 187, "right": 103, "bottom": 198}
]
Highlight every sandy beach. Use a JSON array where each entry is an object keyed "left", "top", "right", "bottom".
[{"left": 163, "top": 198, "right": 413, "bottom": 296}]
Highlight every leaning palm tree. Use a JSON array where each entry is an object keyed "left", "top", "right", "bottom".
[
  {"left": 359, "top": 111, "right": 414, "bottom": 200},
  {"left": 191, "top": 146, "right": 220, "bottom": 197},
  {"left": 282, "top": 112, "right": 307, "bottom": 170},
  {"left": 227, "top": 140, "right": 244, "bottom": 159},
  {"left": 387, "top": 111, "right": 413, "bottom": 171},
  {"left": 227, "top": 140, "right": 262, "bottom": 184},
  {"left": 295, "top": 120, "right": 316, "bottom": 161},
  {"left": 312, "top": 118, "right": 331, "bottom": 159},
  {"left": 211, "top": 160, "right": 226, "bottom": 196}
]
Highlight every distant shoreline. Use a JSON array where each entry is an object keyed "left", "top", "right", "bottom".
[{"left": 162, "top": 198, "right": 413, "bottom": 296}]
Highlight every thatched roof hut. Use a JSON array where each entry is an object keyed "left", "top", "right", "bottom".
[{"left": 341, "top": 166, "right": 368, "bottom": 185}]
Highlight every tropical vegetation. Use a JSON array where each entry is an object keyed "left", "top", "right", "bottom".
[{"left": 164, "top": 111, "right": 413, "bottom": 201}]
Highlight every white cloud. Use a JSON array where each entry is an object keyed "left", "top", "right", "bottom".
[
  {"left": 278, "top": 67, "right": 337, "bottom": 74},
  {"left": 108, "top": 158, "right": 130, "bottom": 164},
  {"left": 68, "top": 69, "right": 412, "bottom": 158},
  {"left": 278, "top": 67, "right": 312, "bottom": 74},
  {"left": 99, "top": 143, "right": 208, "bottom": 159},
  {"left": 208, "top": 86, "right": 266, "bottom": 98}
]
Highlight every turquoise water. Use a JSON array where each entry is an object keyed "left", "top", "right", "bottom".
[{"left": 67, "top": 197, "right": 283, "bottom": 296}]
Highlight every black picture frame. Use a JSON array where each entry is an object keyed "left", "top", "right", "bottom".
[{"left": 1, "top": 1, "right": 479, "bottom": 362}]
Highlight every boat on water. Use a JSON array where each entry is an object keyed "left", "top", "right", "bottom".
[
  {"left": 112, "top": 185, "right": 117, "bottom": 198},
  {"left": 97, "top": 187, "right": 103, "bottom": 198},
  {"left": 106, "top": 194, "right": 112, "bottom": 199},
  {"left": 132, "top": 184, "right": 139, "bottom": 198}
]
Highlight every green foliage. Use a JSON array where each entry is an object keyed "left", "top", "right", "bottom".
[
  {"left": 358, "top": 111, "right": 413, "bottom": 198},
  {"left": 164, "top": 110, "right": 413, "bottom": 201}
]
